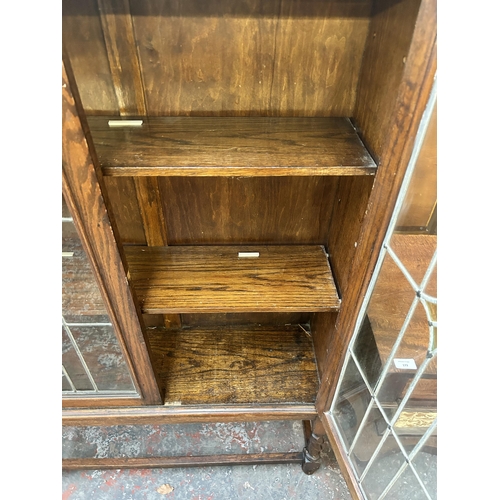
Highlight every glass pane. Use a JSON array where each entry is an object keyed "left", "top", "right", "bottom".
[
  {"left": 62, "top": 372, "right": 73, "bottom": 392},
  {"left": 62, "top": 220, "right": 108, "bottom": 317},
  {"left": 68, "top": 324, "right": 136, "bottom": 391},
  {"left": 62, "top": 201, "right": 137, "bottom": 396},
  {"left": 359, "top": 431, "right": 404, "bottom": 499},
  {"left": 62, "top": 325, "right": 94, "bottom": 391},
  {"left": 395, "top": 103, "right": 437, "bottom": 234},
  {"left": 387, "top": 233, "right": 436, "bottom": 287},
  {"left": 351, "top": 405, "right": 392, "bottom": 477},
  {"left": 410, "top": 448, "right": 438, "bottom": 499},
  {"left": 376, "top": 301, "right": 435, "bottom": 405},
  {"left": 332, "top": 354, "right": 371, "bottom": 451},
  {"left": 393, "top": 406, "right": 436, "bottom": 440},
  {"left": 363, "top": 251, "right": 417, "bottom": 395},
  {"left": 352, "top": 315, "right": 383, "bottom": 389},
  {"left": 380, "top": 463, "right": 434, "bottom": 500}
]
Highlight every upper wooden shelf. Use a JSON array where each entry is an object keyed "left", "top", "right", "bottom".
[
  {"left": 87, "top": 116, "right": 376, "bottom": 177},
  {"left": 125, "top": 245, "right": 339, "bottom": 314}
]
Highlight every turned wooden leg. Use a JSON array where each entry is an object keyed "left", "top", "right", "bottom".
[{"left": 302, "top": 418, "right": 327, "bottom": 475}]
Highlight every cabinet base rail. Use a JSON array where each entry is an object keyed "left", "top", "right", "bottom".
[
  {"left": 62, "top": 452, "right": 304, "bottom": 471},
  {"left": 62, "top": 419, "right": 330, "bottom": 474}
]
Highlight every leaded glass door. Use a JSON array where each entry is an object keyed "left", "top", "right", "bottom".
[
  {"left": 62, "top": 196, "right": 138, "bottom": 398},
  {"left": 329, "top": 86, "right": 437, "bottom": 499},
  {"left": 62, "top": 56, "right": 161, "bottom": 406}
]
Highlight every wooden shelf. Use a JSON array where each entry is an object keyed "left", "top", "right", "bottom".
[
  {"left": 125, "top": 245, "right": 339, "bottom": 314},
  {"left": 147, "top": 325, "right": 319, "bottom": 406},
  {"left": 87, "top": 116, "right": 376, "bottom": 177}
]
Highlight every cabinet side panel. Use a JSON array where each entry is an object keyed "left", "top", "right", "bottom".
[
  {"left": 354, "top": 0, "right": 422, "bottom": 162},
  {"left": 310, "top": 312, "right": 338, "bottom": 378},
  {"left": 159, "top": 177, "right": 338, "bottom": 245},
  {"left": 327, "top": 176, "right": 374, "bottom": 295}
]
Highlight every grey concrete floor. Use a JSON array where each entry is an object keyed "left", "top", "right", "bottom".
[{"left": 62, "top": 421, "right": 352, "bottom": 499}]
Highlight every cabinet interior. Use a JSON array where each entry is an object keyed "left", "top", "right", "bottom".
[{"left": 63, "top": 0, "right": 423, "bottom": 407}]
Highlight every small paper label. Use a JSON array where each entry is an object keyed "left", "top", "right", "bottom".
[
  {"left": 108, "top": 119, "right": 143, "bottom": 127},
  {"left": 238, "top": 252, "right": 260, "bottom": 258},
  {"left": 394, "top": 358, "right": 417, "bottom": 370}
]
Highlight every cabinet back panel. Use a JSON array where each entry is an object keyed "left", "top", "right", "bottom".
[
  {"left": 62, "top": 0, "right": 120, "bottom": 115},
  {"left": 270, "top": 0, "right": 370, "bottom": 117},
  {"left": 159, "top": 177, "right": 338, "bottom": 245},
  {"left": 182, "top": 313, "right": 311, "bottom": 328},
  {"left": 63, "top": 0, "right": 372, "bottom": 117}
]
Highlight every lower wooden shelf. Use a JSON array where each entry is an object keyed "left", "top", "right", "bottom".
[
  {"left": 147, "top": 325, "right": 319, "bottom": 407},
  {"left": 125, "top": 245, "right": 339, "bottom": 313}
]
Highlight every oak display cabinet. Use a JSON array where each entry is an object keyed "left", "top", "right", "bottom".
[{"left": 62, "top": 0, "right": 436, "bottom": 492}]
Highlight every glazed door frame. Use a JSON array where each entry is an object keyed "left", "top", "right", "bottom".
[
  {"left": 316, "top": 0, "right": 437, "bottom": 496},
  {"left": 62, "top": 52, "right": 162, "bottom": 407}
]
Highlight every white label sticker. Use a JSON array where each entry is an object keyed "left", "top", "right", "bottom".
[
  {"left": 108, "top": 119, "right": 143, "bottom": 127},
  {"left": 238, "top": 252, "right": 260, "bottom": 258},
  {"left": 394, "top": 358, "right": 417, "bottom": 370}
]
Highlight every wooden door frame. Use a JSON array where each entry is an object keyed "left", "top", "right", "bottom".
[
  {"left": 62, "top": 50, "right": 162, "bottom": 407},
  {"left": 315, "top": 0, "right": 437, "bottom": 496}
]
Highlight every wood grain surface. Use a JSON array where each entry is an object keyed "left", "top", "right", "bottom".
[
  {"left": 270, "top": 0, "right": 371, "bottom": 116},
  {"left": 160, "top": 176, "right": 338, "bottom": 245},
  {"left": 181, "top": 313, "right": 310, "bottom": 328},
  {"left": 353, "top": 0, "right": 422, "bottom": 162},
  {"left": 131, "top": 0, "right": 279, "bottom": 116},
  {"left": 133, "top": 177, "right": 168, "bottom": 245},
  {"left": 97, "top": 0, "right": 148, "bottom": 115},
  {"left": 125, "top": 245, "right": 339, "bottom": 313},
  {"left": 147, "top": 325, "right": 319, "bottom": 405},
  {"left": 64, "top": 0, "right": 372, "bottom": 117},
  {"left": 87, "top": 116, "right": 376, "bottom": 176},
  {"left": 62, "top": 403, "right": 317, "bottom": 425},
  {"left": 62, "top": 452, "right": 304, "bottom": 470},
  {"left": 328, "top": 176, "right": 375, "bottom": 295},
  {"left": 310, "top": 312, "right": 338, "bottom": 378},
  {"left": 62, "top": 0, "right": 120, "bottom": 114},
  {"left": 102, "top": 177, "right": 147, "bottom": 244}
]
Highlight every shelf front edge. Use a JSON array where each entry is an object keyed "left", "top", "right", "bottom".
[
  {"left": 102, "top": 165, "right": 377, "bottom": 177},
  {"left": 62, "top": 404, "right": 318, "bottom": 426}
]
